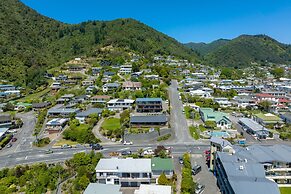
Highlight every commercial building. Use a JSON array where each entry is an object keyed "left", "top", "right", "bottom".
[
  {"left": 214, "top": 152, "right": 280, "bottom": 194},
  {"left": 136, "top": 98, "right": 163, "bottom": 113},
  {"left": 238, "top": 118, "right": 270, "bottom": 139}
]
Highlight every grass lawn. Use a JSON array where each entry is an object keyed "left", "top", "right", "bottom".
[
  {"left": 101, "top": 118, "right": 121, "bottom": 131},
  {"left": 54, "top": 139, "right": 79, "bottom": 146},
  {"left": 280, "top": 187, "right": 291, "bottom": 194},
  {"left": 189, "top": 126, "right": 200, "bottom": 140},
  {"left": 18, "top": 88, "right": 50, "bottom": 102}
]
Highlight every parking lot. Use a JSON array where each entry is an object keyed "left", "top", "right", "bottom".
[{"left": 190, "top": 154, "right": 221, "bottom": 194}]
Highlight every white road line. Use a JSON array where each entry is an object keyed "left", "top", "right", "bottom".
[{"left": 117, "top": 148, "right": 129, "bottom": 151}]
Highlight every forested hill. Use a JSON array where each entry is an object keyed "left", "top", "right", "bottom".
[
  {"left": 0, "top": 0, "right": 198, "bottom": 88},
  {"left": 185, "top": 35, "right": 291, "bottom": 68},
  {"left": 185, "top": 39, "right": 230, "bottom": 56}
]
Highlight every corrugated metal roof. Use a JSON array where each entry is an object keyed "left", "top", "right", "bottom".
[
  {"left": 84, "top": 183, "right": 121, "bottom": 194},
  {"left": 130, "top": 115, "right": 167, "bottom": 123}
]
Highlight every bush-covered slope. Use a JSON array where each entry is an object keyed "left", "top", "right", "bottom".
[{"left": 0, "top": 0, "right": 197, "bottom": 88}]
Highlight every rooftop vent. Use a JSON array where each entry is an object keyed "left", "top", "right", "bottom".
[{"left": 239, "top": 165, "right": 244, "bottom": 171}]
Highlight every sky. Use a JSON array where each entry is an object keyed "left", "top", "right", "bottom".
[{"left": 20, "top": 0, "right": 291, "bottom": 44}]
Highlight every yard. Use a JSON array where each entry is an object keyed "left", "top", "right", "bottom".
[
  {"left": 101, "top": 117, "right": 122, "bottom": 138},
  {"left": 280, "top": 187, "right": 291, "bottom": 194},
  {"left": 18, "top": 87, "right": 50, "bottom": 102}
]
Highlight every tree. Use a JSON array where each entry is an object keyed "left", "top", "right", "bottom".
[
  {"left": 271, "top": 67, "right": 284, "bottom": 79},
  {"left": 158, "top": 172, "right": 169, "bottom": 185},
  {"left": 205, "top": 121, "right": 217, "bottom": 129},
  {"left": 137, "top": 148, "right": 144, "bottom": 157},
  {"left": 2, "top": 103, "right": 15, "bottom": 112},
  {"left": 183, "top": 153, "right": 191, "bottom": 169},
  {"left": 258, "top": 100, "right": 271, "bottom": 111}
]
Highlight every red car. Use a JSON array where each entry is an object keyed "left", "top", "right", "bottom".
[{"left": 11, "top": 137, "right": 17, "bottom": 142}]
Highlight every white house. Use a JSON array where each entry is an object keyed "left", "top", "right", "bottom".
[{"left": 107, "top": 99, "right": 135, "bottom": 111}]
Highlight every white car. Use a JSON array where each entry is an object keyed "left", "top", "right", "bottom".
[
  {"left": 123, "top": 141, "right": 133, "bottom": 145},
  {"left": 143, "top": 149, "right": 154, "bottom": 155}
]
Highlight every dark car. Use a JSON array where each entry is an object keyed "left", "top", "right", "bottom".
[
  {"left": 179, "top": 156, "right": 184, "bottom": 164},
  {"left": 11, "top": 137, "right": 17, "bottom": 142},
  {"left": 192, "top": 165, "right": 202, "bottom": 175},
  {"left": 91, "top": 144, "right": 103, "bottom": 150},
  {"left": 121, "top": 150, "right": 132, "bottom": 156}
]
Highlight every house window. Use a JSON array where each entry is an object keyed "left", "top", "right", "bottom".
[
  {"left": 114, "top": 179, "right": 120, "bottom": 184},
  {"left": 107, "top": 178, "right": 111, "bottom": 182}
]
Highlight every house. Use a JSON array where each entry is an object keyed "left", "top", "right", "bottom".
[
  {"left": 92, "top": 67, "right": 102, "bottom": 76},
  {"left": 82, "top": 79, "right": 95, "bottom": 86},
  {"left": 74, "top": 95, "right": 90, "bottom": 103},
  {"left": 32, "top": 102, "right": 51, "bottom": 110},
  {"left": 119, "top": 65, "right": 132, "bottom": 74},
  {"left": 84, "top": 183, "right": 122, "bottom": 194},
  {"left": 51, "top": 82, "right": 62, "bottom": 92},
  {"left": 15, "top": 102, "right": 32, "bottom": 111},
  {"left": 144, "top": 75, "right": 159, "bottom": 80},
  {"left": 136, "top": 98, "right": 163, "bottom": 113},
  {"left": 253, "top": 113, "right": 282, "bottom": 126},
  {"left": 214, "top": 98, "right": 232, "bottom": 107},
  {"left": 130, "top": 114, "right": 167, "bottom": 126},
  {"left": 233, "top": 95, "right": 256, "bottom": 108},
  {"left": 199, "top": 108, "right": 232, "bottom": 129},
  {"left": 76, "top": 108, "right": 103, "bottom": 123},
  {"left": 56, "top": 94, "right": 74, "bottom": 104},
  {"left": 0, "top": 84, "right": 16, "bottom": 91},
  {"left": 95, "top": 158, "right": 152, "bottom": 187},
  {"left": 189, "top": 89, "right": 211, "bottom": 98},
  {"left": 103, "top": 71, "right": 115, "bottom": 77},
  {"left": 103, "top": 83, "right": 120, "bottom": 92},
  {"left": 91, "top": 95, "right": 111, "bottom": 104},
  {"left": 214, "top": 152, "right": 280, "bottom": 194},
  {"left": 86, "top": 86, "right": 98, "bottom": 94},
  {"left": 47, "top": 108, "right": 80, "bottom": 117},
  {"left": 0, "top": 114, "right": 12, "bottom": 128},
  {"left": 107, "top": 99, "right": 135, "bottom": 111},
  {"left": 238, "top": 118, "right": 270, "bottom": 139},
  {"left": 122, "top": 81, "right": 142, "bottom": 91},
  {"left": 46, "top": 118, "right": 69, "bottom": 133},
  {"left": 55, "top": 74, "right": 68, "bottom": 82},
  {"left": 134, "top": 185, "right": 172, "bottom": 194},
  {"left": 151, "top": 157, "right": 174, "bottom": 178}
]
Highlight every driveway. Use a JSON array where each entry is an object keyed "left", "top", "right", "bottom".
[{"left": 169, "top": 80, "right": 194, "bottom": 144}]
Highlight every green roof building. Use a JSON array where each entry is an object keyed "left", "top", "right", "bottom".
[
  {"left": 199, "top": 108, "right": 232, "bottom": 129},
  {"left": 254, "top": 113, "right": 282, "bottom": 126},
  {"left": 151, "top": 157, "right": 174, "bottom": 178}
]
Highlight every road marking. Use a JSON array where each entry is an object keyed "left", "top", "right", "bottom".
[{"left": 25, "top": 156, "right": 28, "bottom": 160}]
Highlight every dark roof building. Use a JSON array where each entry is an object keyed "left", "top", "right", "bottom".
[{"left": 130, "top": 114, "right": 167, "bottom": 125}]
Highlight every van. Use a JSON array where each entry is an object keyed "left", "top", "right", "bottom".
[{"left": 192, "top": 165, "right": 202, "bottom": 175}]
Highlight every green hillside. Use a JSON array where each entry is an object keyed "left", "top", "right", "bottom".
[
  {"left": 185, "top": 39, "right": 230, "bottom": 56},
  {"left": 0, "top": 0, "right": 197, "bottom": 88},
  {"left": 205, "top": 35, "right": 291, "bottom": 67}
]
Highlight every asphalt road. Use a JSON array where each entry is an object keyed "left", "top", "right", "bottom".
[
  {"left": 0, "top": 143, "right": 210, "bottom": 169},
  {"left": 169, "top": 80, "right": 194, "bottom": 144}
]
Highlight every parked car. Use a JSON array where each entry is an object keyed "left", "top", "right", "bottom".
[
  {"left": 195, "top": 183, "right": 205, "bottom": 194},
  {"left": 61, "top": 144, "right": 72, "bottom": 149},
  {"left": 6, "top": 143, "right": 12, "bottom": 148},
  {"left": 11, "top": 137, "right": 17, "bottom": 142},
  {"left": 143, "top": 149, "right": 154, "bottom": 155},
  {"left": 121, "top": 150, "right": 132, "bottom": 156},
  {"left": 123, "top": 141, "right": 133, "bottom": 145},
  {"left": 179, "top": 156, "right": 184, "bottom": 164},
  {"left": 192, "top": 165, "right": 202, "bottom": 175},
  {"left": 91, "top": 144, "right": 103, "bottom": 150},
  {"left": 45, "top": 149, "right": 53, "bottom": 154}
]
